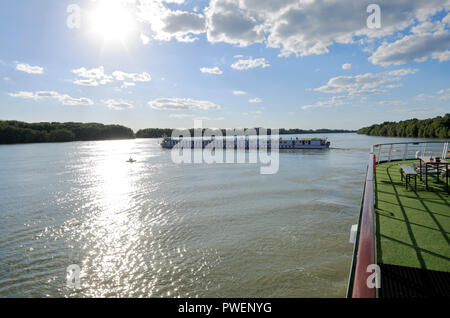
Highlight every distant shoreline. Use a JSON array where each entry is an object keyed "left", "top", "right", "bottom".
[
  {"left": 135, "top": 128, "right": 357, "bottom": 139},
  {"left": 357, "top": 114, "right": 449, "bottom": 139},
  {"left": 0, "top": 120, "right": 356, "bottom": 145}
]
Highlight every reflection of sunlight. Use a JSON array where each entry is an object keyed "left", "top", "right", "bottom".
[
  {"left": 96, "top": 154, "right": 133, "bottom": 213},
  {"left": 79, "top": 140, "right": 147, "bottom": 297}
]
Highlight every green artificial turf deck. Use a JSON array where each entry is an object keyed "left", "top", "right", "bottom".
[{"left": 375, "top": 160, "right": 450, "bottom": 273}]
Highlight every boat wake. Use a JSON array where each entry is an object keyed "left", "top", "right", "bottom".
[{"left": 330, "top": 147, "right": 370, "bottom": 152}]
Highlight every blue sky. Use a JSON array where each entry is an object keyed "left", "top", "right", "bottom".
[{"left": 0, "top": 0, "right": 449, "bottom": 131}]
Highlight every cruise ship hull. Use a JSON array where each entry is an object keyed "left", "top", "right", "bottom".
[{"left": 160, "top": 138, "right": 331, "bottom": 150}]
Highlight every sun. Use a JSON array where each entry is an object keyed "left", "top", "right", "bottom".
[{"left": 89, "top": 1, "right": 135, "bottom": 43}]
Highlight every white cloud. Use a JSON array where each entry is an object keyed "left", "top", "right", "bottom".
[
  {"left": 438, "top": 88, "right": 450, "bottom": 95},
  {"left": 415, "top": 88, "right": 450, "bottom": 101},
  {"left": 148, "top": 98, "right": 221, "bottom": 111},
  {"left": 165, "top": 0, "right": 186, "bottom": 4},
  {"left": 72, "top": 66, "right": 113, "bottom": 86},
  {"left": 59, "top": 95, "right": 94, "bottom": 106},
  {"left": 387, "top": 69, "right": 420, "bottom": 76},
  {"left": 369, "top": 14, "right": 450, "bottom": 66},
  {"left": 161, "top": 10, "right": 206, "bottom": 42},
  {"left": 169, "top": 113, "right": 225, "bottom": 121},
  {"left": 388, "top": 107, "right": 446, "bottom": 116},
  {"left": 9, "top": 91, "right": 35, "bottom": 99},
  {"left": 315, "top": 69, "right": 419, "bottom": 96},
  {"left": 239, "top": 0, "right": 448, "bottom": 57},
  {"left": 169, "top": 113, "right": 195, "bottom": 119},
  {"left": 73, "top": 79, "right": 100, "bottom": 86},
  {"left": 16, "top": 63, "right": 44, "bottom": 74},
  {"left": 231, "top": 57, "right": 270, "bottom": 70},
  {"left": 342, "top": 63, "right": 351, "bottom": 70},
  {"left": 369, "top": 27, "right": 450, "bottom": 66},
  {"left": 301, "top": 96, "right": 350, "bottom": 110},
  {"left": 72, "top": 66, "right": 151, "bottom": 86},
  {"left": 205, "top": 0, "right": 265, "bottom": 47},
  {"left": 134, "top": 0, "right": 450, "bottom": 61},
  {"left": 9, "top": 91, "right": 93, "bottom": 106},
  {"left": 242, "top": 110, "right": 262, "bottom": 116},
  {"left": 385, "top": 83, "right": 403, "bottom": 89},
  {"left": 248, "top": 98, "right": 262, "bottom": 103},
  {"left": 120, "top": 82, "right": 136, "bottom": 89},
  {"left": 138, "top": 2, "right": 206, "bottom": 43},
  {"left": 102, "top": 99, "right": 134, "bottom": 110},
  {"left": 72, "top": 66, "right": 107, "bottom": 79},
  {"left": 378, "top": 100, "right": 409, "bottom": 106},
  {"left": 414, "top": 93, "right": 430, "bottom": 100},
  {"left": 200, "top": 66, "right": 223, "bottom": 74},
  {"left": 233, "top": 90, "right": 247, "bottom": 95},
  {"left": 112, "top": 71, "right": 152, "bottom": 82},
  {"left": 305, "top": 68, "right": 420, "bottom": 110}
]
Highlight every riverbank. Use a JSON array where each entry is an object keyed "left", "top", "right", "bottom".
[{"left": 0, "top": 120, "right": 356, "bottom": 145}]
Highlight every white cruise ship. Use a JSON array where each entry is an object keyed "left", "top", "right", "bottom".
[{"left": 161, "top": 137, "right": 330, "bottom": 150}]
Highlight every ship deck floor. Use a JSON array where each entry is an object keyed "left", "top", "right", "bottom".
[{"left": 375, "top": 160, "right": 450, "bottom": 297}]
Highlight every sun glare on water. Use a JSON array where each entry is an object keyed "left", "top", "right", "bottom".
[{"left": 90, "top": 1, "right": 135, "bottom": 43}]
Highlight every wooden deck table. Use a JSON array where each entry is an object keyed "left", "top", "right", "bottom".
[{"left": 419, "top": 157, "right": 449, "bottom": 192}]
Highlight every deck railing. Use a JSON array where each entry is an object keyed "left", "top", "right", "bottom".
[
  {"left": 373, "top": 141, "right": 449, "bottom": 164},
  {"left": 347, "top": 141, "right": 449, "bottom": 298},
  {"left": 347, "top": 153, "right": 376, "bottom": 298}
]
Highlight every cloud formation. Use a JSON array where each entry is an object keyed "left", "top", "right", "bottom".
[
  {"left": 102, "top": 99, "right": 134, "bottom": 110},
  {"left": 301, "top": 96, "right": 350, "bottom": 110},
  {"left": 148, "top": 97, "right": 221, "bottom": 111},
  {"left": 248, "top": 98, "right": 262, "bottom": 103},
  {"left": 315, "top": 69, "right": 419, "bottom": 96},
  {"left": 205, "top": 0, "right": 265, "bottom": 46},
  {"left": 369, "top": 15, "right": 450, "bottom": 66},
  {"left": 231, "top": 57, "right": 270, "bottom": 70},
  {"left": 169, "top": 114, "right": 225, "bottom": 121},
  {"left": 112, "top": 71, "right": 152, "bottom": 82},
  {"left": 138, "top": 2, "right": 206, "bottom": 42},
  {"left": 16, "top": 63, "right": 44, "bottom": 74},
  {"left": 303, "top": 68, "right": 419, "bottom": 110},
  {"left": 72, "top": 66, "right": 151, "bottom": 87},
  {"left": 135, "top": 0, "right": 450, "bottom": 65},
  {"left": 378, "top": 100, "right": 409, "bottom": 106},
  {"left": 200, "top": 66, "right": 223, "bottom": 74},
  {"left": 9, "top": 91, "right": 94, "bottom": 106},
  {"left": 342, "top": 63, "right": 352, "bottom": 70}
]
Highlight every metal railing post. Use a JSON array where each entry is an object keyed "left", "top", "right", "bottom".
[
  {"left": 377, "top": 145, "right": 381, "bottom": 163},
  {"left": 388, "top": 144, "right": 393, "bottom": 162}
]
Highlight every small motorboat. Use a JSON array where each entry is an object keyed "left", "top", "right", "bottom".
[{"left": 126, "top": 157, "right": 136, "bottom": 163}]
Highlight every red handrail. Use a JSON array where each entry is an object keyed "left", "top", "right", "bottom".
[{"left": 352, "top": 154, "right": 376, "bottom": 298}]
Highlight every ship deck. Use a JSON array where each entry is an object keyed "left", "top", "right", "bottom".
[{"left": 375, "top": 160, "right": 450, "bottom": 297}]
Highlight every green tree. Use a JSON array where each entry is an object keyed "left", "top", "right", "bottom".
[
  {"left": 358, "top": 114, "right": 450, "bottom": 139},
  {"left": 49, "top": 129, "right": 76, "bottom": 142}
]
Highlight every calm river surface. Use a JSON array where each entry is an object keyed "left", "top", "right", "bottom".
[{"left": 0, "top": 133, "right": 433, "bottom": 297}]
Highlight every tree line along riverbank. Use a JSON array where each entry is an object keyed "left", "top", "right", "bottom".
[
  {"left": 357, "top": 114, "right": 449, "bottom": 139},
  {"left": 0, "top": 121, "right": 135, "bottom": 144},
  {"left": 0, "top": 120, "right": 356, "bottom": 144},
  {"left": 3, "top": 115, "right": 448, "bottom": 145}
]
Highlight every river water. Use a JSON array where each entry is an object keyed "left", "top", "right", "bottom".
[{"left": 0, "top": 133, "right": 433, "bottom": 297}]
